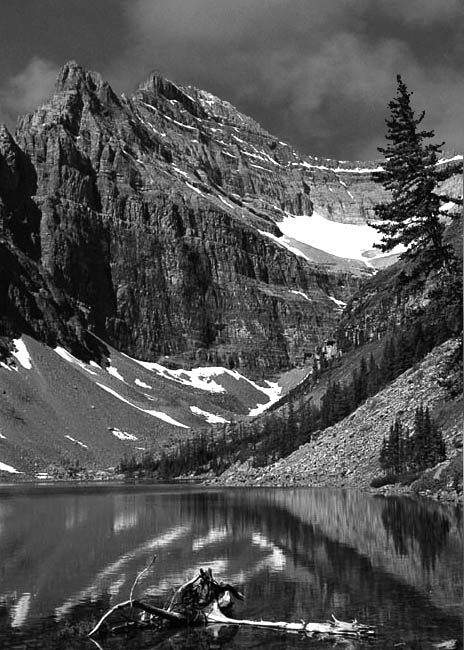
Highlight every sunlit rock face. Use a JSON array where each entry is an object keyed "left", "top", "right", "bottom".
[{"left": 4, "top": 61, "right": 462, "bottom": 374}]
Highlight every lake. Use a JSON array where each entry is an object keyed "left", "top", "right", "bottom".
[{"left": 0, "top": 484, "right": 461, "bottom": 649}]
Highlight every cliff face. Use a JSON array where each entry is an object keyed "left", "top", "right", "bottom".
[
  {"left": 2, "top": 61, "right": 462, "bottom": 374},
  {"left": 1, "top": 62, "right": 368, "bottom": 373},
  {"left": 0, "top": 125, "right": 105, "bottom": 362},
  {"left": 213, "top": 338, "right": 462, "bottom": 499},
  {"left": 337, "top": 213, "right": 463, "bottom": 348}
]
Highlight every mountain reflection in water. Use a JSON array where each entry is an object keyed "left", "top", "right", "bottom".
[{"left": 0, "top": 485, "right": 461, "bottom": 650}]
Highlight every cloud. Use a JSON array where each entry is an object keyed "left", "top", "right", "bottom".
[
  {"left": 382, "top": 0, "right": 463, "bottom": 24},
  {"left": 0, "top": 3, "right": 460, "bottom": 160},
  {"left": 0, "top": 57, "right": 58, "bottom": 128},
  {"left": 102, "top": 0, "right": 462, "bottom": 159}
]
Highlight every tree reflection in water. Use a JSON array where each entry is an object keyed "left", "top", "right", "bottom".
[{"left": 381, "top": 497, "right": 450, "bottom": 570}]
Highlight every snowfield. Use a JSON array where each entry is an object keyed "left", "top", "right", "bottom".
[
  {"left": 0, "top": 461, "right": 21, "bottom": 473},
  {"left": 277, "top": 211, "right": 406, "bottom": 264},
  {"left": 12, "top": 338, "right": 32, "bottom": 369},
  {"left": 190, "top": 407, "right": 230, "bottom": 424},
  {"left": 96, "top": 383, "right": 190, "bottom": 428}
]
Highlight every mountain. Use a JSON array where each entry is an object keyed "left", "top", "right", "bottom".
[
  {"left": 1, "top": 62, "right": 392, "bottom": 369},
  {"left": 0, "top": 334, "right": 311, "bottom": 475},
  {"left": 0, "top": 61, "right": 462, "bottom": 476},
  {"left": 212, "top": 337, "right": 462, "bottom": 498}
]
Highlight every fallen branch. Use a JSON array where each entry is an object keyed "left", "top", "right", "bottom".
[
  {"left": 205, "top": 602, "right": 374, "bottom": 637},
  {"left": 129, "top": 554, "right": 157, "bottom": 604},
  {"left": 88, "top": 564, "right": 374, "bottom": 639},
  {"left": 87, "top": 598, "right": 187, "bottom": 637}
]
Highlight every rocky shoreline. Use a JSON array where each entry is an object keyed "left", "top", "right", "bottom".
[{"left": 203, "top": 339, "right": 463, "bottom": 503}]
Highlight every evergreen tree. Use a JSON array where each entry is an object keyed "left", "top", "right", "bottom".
[
  {"left": 372, "top": 75, "right": 461, "bottom": 272},
  {"left": 379, "top": 436, "right": 390, "bottom": 473},
  {"left": 412, "top": 404, "right": 428, "bottom": 470},
  {"left": 411, "top": 404, "right": 446, "bottom": 471},
  {"left": 380, "top": 416, "right": 408, "bottom": 474},
  {"left": 378, "top": 406, "right": 447, "bottom": 477}
]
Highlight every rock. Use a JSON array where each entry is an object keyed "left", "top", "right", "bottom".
[
  {"left": 219, "top": 339, "right": 462, "bottom": 494},
  {"left": 4, "top": 62, "right": 384, "bottom": 373},
  {"left": 1, "top": 60, "right": 462, "bottom": 376}
]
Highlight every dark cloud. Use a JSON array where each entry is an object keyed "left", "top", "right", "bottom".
[
  {"left": 0, "top": 0, "right": 462, "bottom": 159},
  {"left": 0, "top": 57, "right": 58, "bottom": 127},
  {"left": 105, "top": 0, "right": 463, "bottom": 159}
]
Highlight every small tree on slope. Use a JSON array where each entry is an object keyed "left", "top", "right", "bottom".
[{"left": 372, "top": 75, "right": 462, "bottom": 273}]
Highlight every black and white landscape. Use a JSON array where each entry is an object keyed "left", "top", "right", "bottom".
[{"left": 0, "top": 3, "right": 462, "bottom": 649}]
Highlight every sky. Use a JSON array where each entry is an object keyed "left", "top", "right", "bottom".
[{"left": 0, "top": 0, "right": 462, "bottom": 161}]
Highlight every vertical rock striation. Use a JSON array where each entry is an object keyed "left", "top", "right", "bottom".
[{"left": 3, "top": 62, "right": 462, "bottom": 374}]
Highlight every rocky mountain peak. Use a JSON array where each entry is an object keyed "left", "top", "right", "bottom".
[
  {"left": 136, "top": 72, "right": 207, "bottom": 121},
  {"left": 55, "top": 60, "right": 105, "bottom": 93},
  {"left": 2, "top": 62, "right": 462, "bottom": 376}
]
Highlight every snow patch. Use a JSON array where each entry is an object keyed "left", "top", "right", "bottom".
[
  {"left": 172, "top": 119, "right": 196, "bottom": 131},
  {"left": 294, "top": 161, "right": 383, "bottom": 174},
  {"left": 172, "top": 165, "right": 189, "bottom": 177},
  {"left": 124, "top": 355, "right": 227, "bottom": 393},
  {"left": 439, "top": 201, "right": 458, "bottom": 213},
  {"left": 243, "top": 151, "right": 267, "bottom": 162},
  {"left": 185, "top": 182, "right": 204, "bottom": 195},
  {"left": 335, "top": 166, "right": 383, "bottom": 173},
  {"left": 12, "top": 338, "right": 32, "bottom": 369},
  {"left": 290, "top": 289, "right": 311, "bottom": 301},
  {"left": 277, "top": 211, "right": 399, "bottom": 263},
  {"left": 328, "top": 296, "right": 347, "bottom": 308},
  {"left": 218, "top": 195, "right": 235, "bottom": 210},
  {"left": 250, "top": 163, "right": 271, "bottom": 172},
  {"left": 231, "top": 134, "right": 247, "bottom": 145},
  {"left": 65, "top": 435, "right": 88, "bottom": 449},
  {"left": 190, "top": 406, "right": 230, "bottom": 424},
  {"left": 0, "top": 461, "right": 21, "bottom": 473},
  {"left": 124, "top": 353, "right": 280, "bottom": 411},
  {"left": 258, "top": 229, "right": 310, "bottom": 262},
  {"left": 135, "top": 378, "right": 152, "bottom": 389},
  {"left": 55, "top": 347, "right": 98, "bottom": 375},
  {"left": 96, "top": 383, "right": 189, "bottom": 428},
  {"left": 437, "top": 154, "right": 463, "bottom": 164},
  {"left": 107, "top": 366, "right": 124, "bottom": 381},
  {"left": 248, "top": 381, "right": 281, "bottom": 416},
  {"left": 109, "top": 427, "right": 138, "bottom": 441}
]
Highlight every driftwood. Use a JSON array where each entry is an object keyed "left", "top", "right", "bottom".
[
  {"left": 88, "top": 559, "right": 375, "bottom": 639},
  {"left": 206, "top": 601, "right": 374, "bottom": 637}
]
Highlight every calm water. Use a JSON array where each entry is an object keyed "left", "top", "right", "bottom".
[{"left": 0, "top": 484, "right": 461, "bottom": 650}]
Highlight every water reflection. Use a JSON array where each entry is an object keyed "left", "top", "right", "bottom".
[
  {"left": 0, "top": 485, "right": 461, "bottom": 650},
  {"left": 381, "top": 496, "right": 451, "bottom": 570}
]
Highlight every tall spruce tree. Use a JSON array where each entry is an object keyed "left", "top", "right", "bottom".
[{"left": 372, "top": 75, "right": 461, "bottom": 272}]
